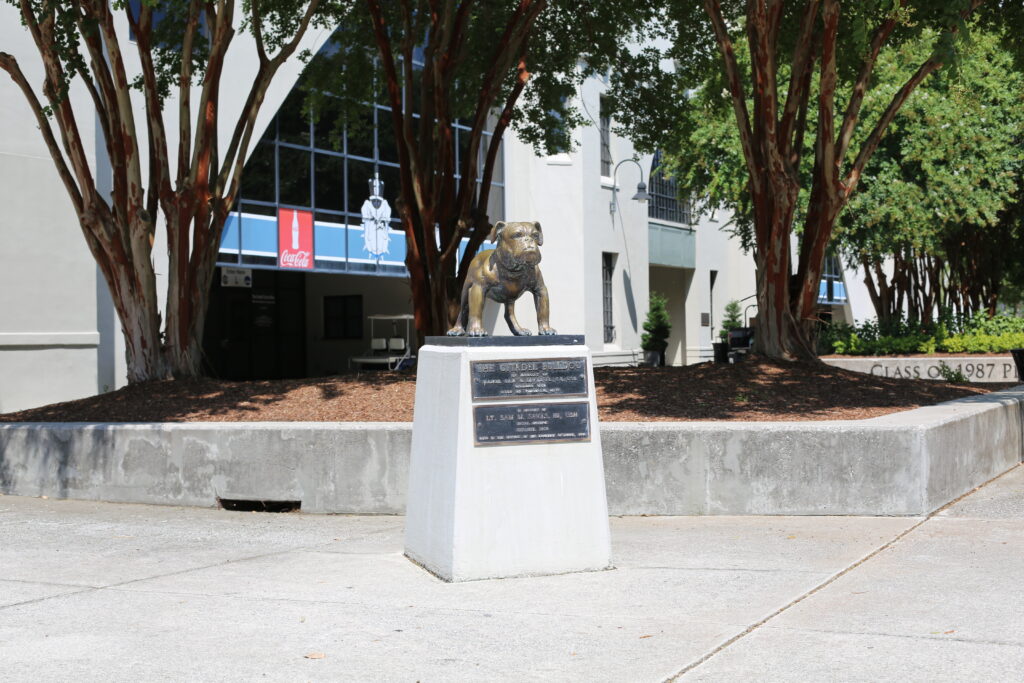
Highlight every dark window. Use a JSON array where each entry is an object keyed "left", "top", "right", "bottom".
[
  {"left": 278, "top": 147, "right": 311, "bottom": 207},
  {"left": 314, "top": 153, "right": 344, "bottom": 212},
  {"left": 599, "top": 96, "right": 612, "bottom": 177},
  {"left": 346, "top": 108, "right": 375, "bottom": 159},
  {"left": 648, "top": 150, "right": 692, "bottom": 225},
  {"left": 819, "top": 250, "right": 847, "bottom": 303},
  {"left": 456, "top": 127, "right": 472, "bottom": 177},
  {"left": 545, "top": 107, "right": 571, "bottom": 155},
  {"left": 346, "top": 159, "right": 374, "bottom": 213},
  {"left": 314, "top": 97, "right": 345, "bottom": 152},
  {"left": 242, "top": 142, "right": 276, "bottom": 204},
  {"left": 822, "top": 251, "right": 842, "bottom": 278},
  {"left": 377, "top": 109, "right": 399, "bottom": 163},
  {"left": 602, "top": 253, "right": 615, "bottom": 343},
  {"left": 378, "top": 164, "right": 401, "bottom": 214},
  {"left": 277, "top": 92, "right": 311, "bottom": 146},
  {"left": 324, "top": 295, "right": 363, "bottom": 339}
]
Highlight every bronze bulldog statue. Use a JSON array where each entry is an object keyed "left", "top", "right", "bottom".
[{"left": 447, "top": 220, "right": 556, "bottom": 337}]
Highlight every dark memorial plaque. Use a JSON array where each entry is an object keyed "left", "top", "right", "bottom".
[
  {"left": 473, "top": 401, "right": 590, "bottom": 446},
  {"left": 471, "top": 358, "right": 588, "bottom": 400}
]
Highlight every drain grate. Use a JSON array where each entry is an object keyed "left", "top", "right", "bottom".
[{"left": 218, "top": 498, "right": 302, "bottom": 513}]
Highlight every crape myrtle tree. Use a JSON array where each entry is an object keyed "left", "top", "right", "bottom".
[
  {"left": 0, "top": 0, "right": 323, "bottom": 381},
  {"left": 838, "top": 30, "right": 1024, "bottom": 324},
  {"left": 302, "top": 0, "right": 657, "bottom": 338},
  {"left": 612, "top": 0, "right": 1017, "bottom": 360}
]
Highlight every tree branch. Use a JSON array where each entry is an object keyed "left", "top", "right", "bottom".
[
  {"left": 778, "top": 0, "right": 819, "bottom": 160},
  {"left": 703, "top": 0, "right": 760, "bottom": 194},
  {"left": 834, "top": 1, "right": 905, "bottom": 163},
  {"left": 178, "top": 0, "right": 201, "bottom": 186},
  {"left": 844, "top": 57, "right": 942, "bottom": 197}
]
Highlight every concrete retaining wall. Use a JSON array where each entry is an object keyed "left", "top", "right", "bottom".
[
  {"left": 2, "top": 388, "right": 1022, "bottom": 516},
  {"left": 823, "top": 356, "right": 1018, "bottom": 383}
]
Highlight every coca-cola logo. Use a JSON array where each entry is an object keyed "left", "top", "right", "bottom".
[
  {"left": 277, "top": 208, "right": 314, "bottom": 269},
  {"left": 280, "top": 250, "right": 311, "bottom": 268}
]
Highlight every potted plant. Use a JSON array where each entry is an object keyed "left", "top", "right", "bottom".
[
  {"left": 642, "top": 292, "right": 672, "bottom": 366},
  {"left": 719, "top": 299, "right": 744, "bottom": 344},
  {"left": 713, "top": 299, "right": 744, "bottom": 363}
]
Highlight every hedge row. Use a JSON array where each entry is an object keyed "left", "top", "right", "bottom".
[
  {"left": 823, "top": 314, "right": 1024, "bottom": 355},
  {"left": 829, "top": 332, "right": 1024, "bottom": 355}
]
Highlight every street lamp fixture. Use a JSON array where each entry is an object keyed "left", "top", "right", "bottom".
[{"left": 609, "top": 158, "right": 649, "bottom": 214}]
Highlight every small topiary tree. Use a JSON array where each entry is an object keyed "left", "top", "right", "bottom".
[
  {"left": 642, "top": 292, "right": 672, "bottom": 366},
  {"left": 719, "top": 300, "right": 744, "bottom": 342}
]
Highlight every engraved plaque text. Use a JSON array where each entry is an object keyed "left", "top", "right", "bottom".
[
  {"left": 473, "top": 401, "right": 590, "bottom": 446},
  {"left": 471, "top": 358, "right": 588, "bottom": 400}
]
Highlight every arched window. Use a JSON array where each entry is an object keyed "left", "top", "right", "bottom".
[
  {"left": 218, "top": 38, "right": 504, "bottom": 277},
  {"left": 648, "top": 150, "right": 691, "bottom": 225}
]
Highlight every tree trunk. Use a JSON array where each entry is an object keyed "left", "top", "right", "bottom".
[
  {"left": 750, "top": 203, "right": 817, "bottom": 359},
  {"left": 96, "top": 240, "right": 166, "bottom": 383}
]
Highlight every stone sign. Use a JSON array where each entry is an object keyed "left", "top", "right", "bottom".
[
  {"left": 470, "top": 358, "right": 588, "bottom": 400},
  {"left": 473, "top": 401, "right": 591, "bottom": 446},
  {"left": 822, "top": 357, "right": 1019, "bottom": 383}
]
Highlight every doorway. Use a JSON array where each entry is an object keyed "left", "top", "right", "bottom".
[{"left": 203, "top": 268, "right": 307, "bottom": 380}]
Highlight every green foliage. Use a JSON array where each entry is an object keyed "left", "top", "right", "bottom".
[
  {"left": 719, "top": 300, "right": 743, "bottom": 341},
  {"left": 837, "top": 28, "right": 1024, "bottom": 294},
  {"left": 301, "top": 1, "right": 660, "bottom": 158},
  {"left": 824, "top": 313, "right": 1024, "bottom": 355},
  {"left": 14, "top": 1, "right": 320, "bottom": 105},
  {"left": 961, "top": 313, "right": 1024, "bottom": 336},
  {"left": 641, "top": 292, "right": 671, "bottom": 352},
  {"left": 941, "top": 333, "right": 1024, "bottom": 354},
  {"left": 937, "top": 362, "right": 968, "bottom": 383},
  {"left": 609, "top": 2, "right": 1012, "bottom": 247}
]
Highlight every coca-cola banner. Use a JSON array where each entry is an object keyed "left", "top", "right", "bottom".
[{"left": 277, "top": 208, "right": 313, "bottom": 269}]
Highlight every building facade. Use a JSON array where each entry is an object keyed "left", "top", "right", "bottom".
[{"left": 0, "top": 11, "right": 851, "bottom": 412}]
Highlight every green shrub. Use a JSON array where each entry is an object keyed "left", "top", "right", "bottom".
[
  {"left": 719, "top": 300, "right": 744, "bottom": 342},
  {"left": 940, "top": 332, "right": 1024, "bottom": 353},
  {"left": 642, "top": 292, "right": 672, "bottom": 353},
  {"left": 824, "top": 313, "right": 1024, "bottom": 355}
]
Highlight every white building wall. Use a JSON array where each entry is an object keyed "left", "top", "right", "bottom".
[
  {"left": 688, "top": 211, "right": 758, "bottom": 362},
  {"left": 842, "top": 263, "right": 876, "bottom": 324},
  {"left": 0, "top": 8, "right": 101, "bottom": 412}
]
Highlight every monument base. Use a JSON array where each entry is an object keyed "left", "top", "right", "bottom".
[{"left": 404, "top": 337, "right": 611, "bottom": 582}]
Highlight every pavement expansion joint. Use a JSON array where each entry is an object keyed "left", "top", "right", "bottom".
[
  {"left": 0, "top": 577, "right": 94, "bottom": 589},
  {"left": 0, "top": 543, "right": 326, "bottom": 614},
  {"left": 664, "top": 463, "right": 1022, "bottom": 681},
  {"left": 0, "top": 587, "right": 95, "bottom": 612},
  {"left": 665, "top": 521, "right": 930, "bottom": 680},
  {"left": 629, "top": 565, "right": 824, "bottom": 575},
  {"left": 758, "top": 624, "right": 1024, "bottom": 649}
]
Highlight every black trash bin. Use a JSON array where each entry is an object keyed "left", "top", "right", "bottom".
[
  {"left": 712, "top": 341, "right": 730, "bottom": 364},
  {"left": 1011, "top": 348, "right": 1024, "bottom": 382}
]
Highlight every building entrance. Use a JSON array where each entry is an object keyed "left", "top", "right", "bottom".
[{"left": 203, "top": 268, "right": 306, "bottom": 380}]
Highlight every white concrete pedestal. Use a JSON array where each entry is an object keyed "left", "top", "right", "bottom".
[{"left": 404, "top": 339, "right": 611, "bottom": 582}]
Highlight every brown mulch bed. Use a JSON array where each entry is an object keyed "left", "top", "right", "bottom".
[{"left": 0, "top": 358, "right": 1012, "bottom": 424}]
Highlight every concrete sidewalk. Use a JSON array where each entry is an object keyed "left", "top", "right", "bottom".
[{"left": 0, "top": 465, "right": 1021, "bottom": 682}]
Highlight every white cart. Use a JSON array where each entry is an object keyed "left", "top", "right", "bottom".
[{"left": 349, "top": 313, "right": 416, "bottom": 370}]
